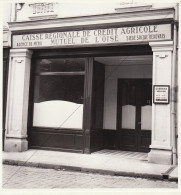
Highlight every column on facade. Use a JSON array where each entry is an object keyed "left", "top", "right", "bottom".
[
  {"left": 148, "top": 41, "right": 174, "bottom": 164},
  {"left": 4, "top": 49, "right": 33, "bottom": 152}
]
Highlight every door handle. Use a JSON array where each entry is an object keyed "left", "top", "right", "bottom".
[{"left": 138, "top": 122, "right": 142, "bottom": 125}]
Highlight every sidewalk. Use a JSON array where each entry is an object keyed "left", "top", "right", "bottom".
[{"left": 2, "top": 149, "right": 178, "bottom": 181}]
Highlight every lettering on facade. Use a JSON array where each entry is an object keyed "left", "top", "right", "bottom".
[
  {"left": 12, "top": 24, "right": 172, "bottom": 49},
  {"left": 153, "top": 85, "right": 170, "bottom": 104},
  {"left": 29, "top": 3, "right": 55, "bottom": 14}
]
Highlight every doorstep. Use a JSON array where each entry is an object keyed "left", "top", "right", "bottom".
[{"left": 2, "top": 149, "right": 178, "bottom": 181}]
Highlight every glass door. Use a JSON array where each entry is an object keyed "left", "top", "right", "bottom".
[{"left": 117, "top": 79, "right": 151, "bottom": 152}]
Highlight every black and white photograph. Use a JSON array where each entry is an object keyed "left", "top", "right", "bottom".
[{"left": 1, "top": 0, "right": 180, "bottom": 192}]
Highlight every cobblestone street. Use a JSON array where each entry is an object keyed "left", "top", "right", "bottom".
[{"left": 2, "top": 165, "right": 178, "bottom": 189}]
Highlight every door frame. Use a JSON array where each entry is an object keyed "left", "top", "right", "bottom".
[{"left": 116, "top": 78, "right": 152, "bottom": 152}]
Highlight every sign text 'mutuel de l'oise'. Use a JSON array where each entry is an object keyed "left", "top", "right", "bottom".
[{"left": 13, "top": 24, "right": 171, "bottom": 48}]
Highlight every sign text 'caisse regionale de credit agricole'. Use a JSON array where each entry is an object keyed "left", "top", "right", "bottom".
[{"left": 13, "top": 24, "right": 171, "bottom": 48}]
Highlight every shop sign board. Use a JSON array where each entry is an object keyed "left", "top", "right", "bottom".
[
  {"left": 153, "top": 85, "right": 170, "bottom": 104},
  {"left": 12, "top": 24, "right": 171, "bottom": 49}
]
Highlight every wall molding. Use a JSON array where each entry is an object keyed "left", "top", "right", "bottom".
[{"left": 9, "top": 8, "right": 174, "bottom": 33}]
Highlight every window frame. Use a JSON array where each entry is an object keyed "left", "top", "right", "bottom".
[{"left": 30, "top": 57, "right": 86, "bottom": 130}]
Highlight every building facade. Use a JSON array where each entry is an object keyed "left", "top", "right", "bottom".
[{"left": 3, "top": 2, "right": 179, "bottom": 165}]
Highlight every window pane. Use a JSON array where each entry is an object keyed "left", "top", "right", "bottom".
[
  {"left": 34, "top": 75, "right": 84, "bottom": 103},
  {"left": 35, "top": 58, "right": 85, "bottom": 74},
  {"left": 121, "top": 81, "right": 136, "bottom": 129},
  {"left": 141, "top": 80, "right": 152, "bottom": 130},
  {"left": 33, "top": 75, "right": 84, "bottom": 129},
  {"left": 122, "top": 105, "right": 136, "bottom": 129},
  {"left": 121, "top": 82, "right": 136, "bottom": 106},
  {"left": 141, "top": 106, "right": 152, "bottom": 130}
]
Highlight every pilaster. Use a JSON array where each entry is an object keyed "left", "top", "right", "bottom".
[
  {"left": 5, "top": 49, "right": 33, "bottom": 152},
  {"left": 148, "top": 41, "right": 173, "bottom": 164}
]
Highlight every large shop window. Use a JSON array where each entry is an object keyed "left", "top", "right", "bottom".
[{"left": 33, "top": 58, "right": 85, "bottom": 129}]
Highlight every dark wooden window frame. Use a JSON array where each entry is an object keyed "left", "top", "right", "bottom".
[{"left": 31, "top": 57, "right": 86, "bottom": 129}]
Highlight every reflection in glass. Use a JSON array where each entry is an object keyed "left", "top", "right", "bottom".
[
  {"left": 35, "top": 58, "right": 85, "bottom": 73},
  {"left": 34, "top": 75, "right": 84, "bottom": 103},
  {"left": 121, "top": 83, "right": 136, "bottom": 106}
]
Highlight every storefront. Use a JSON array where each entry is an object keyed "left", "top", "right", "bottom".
[{"left": 4, "top": 2, "right": 179, "bottom": 165}]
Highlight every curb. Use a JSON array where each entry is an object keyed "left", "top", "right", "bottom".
[
  {"left": 161, "top": 166, "right": 178, "bottom": 182},
  {"left": 3, "top": 159, "right": 176, "bottom": 181},
  {"left": 168, "top": 177, "right": 178, "bottom": 182}
]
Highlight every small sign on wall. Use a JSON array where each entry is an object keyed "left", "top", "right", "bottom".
[{"left": 153, "top": 85, "right": 170, "bottom": 104}]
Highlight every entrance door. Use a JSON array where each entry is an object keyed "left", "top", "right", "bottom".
[{"left": 117, "top": 79, "right": 152, "bottom": 152}]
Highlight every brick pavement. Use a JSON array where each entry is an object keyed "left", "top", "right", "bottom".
[{"left": 2, "top": 165, "right": 178, "bottom": 189}]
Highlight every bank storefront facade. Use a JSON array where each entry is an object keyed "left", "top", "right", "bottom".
[{"left": 3, "top": 2, "right": 179, "bottom": 165}]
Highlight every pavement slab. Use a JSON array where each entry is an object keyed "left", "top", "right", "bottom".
[{"left": 2, "top": 149, "right": 178, "bottom": 181}]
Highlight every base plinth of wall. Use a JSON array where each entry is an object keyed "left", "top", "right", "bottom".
[
  {"left": 148, "top": 148, "right": 172, "bottom": 165},
  {"left": 4, "top": 138, "right": 28, "bottom": 152}
]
